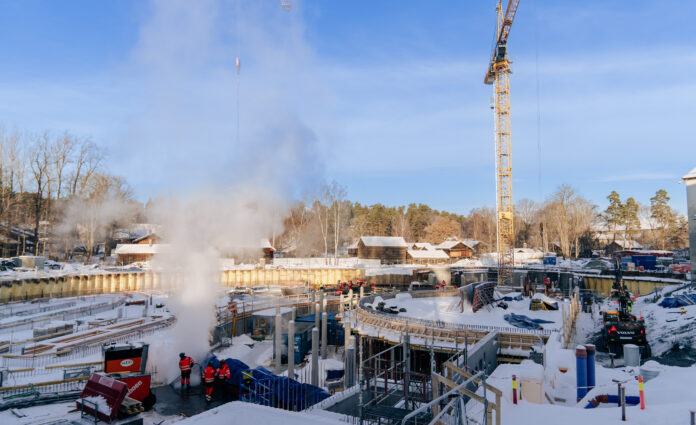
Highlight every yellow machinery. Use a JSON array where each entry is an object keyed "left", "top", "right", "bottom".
[{"left": 485, "top": 0, "right": 520, "bottom": 286}]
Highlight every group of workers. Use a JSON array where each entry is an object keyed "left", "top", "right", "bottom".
[{"left": 179, "top": 352, "right": 232, "bottom": 402}]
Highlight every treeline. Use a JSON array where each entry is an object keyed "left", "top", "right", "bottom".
[
  {"left": 1, "top": 125, "right": 688, "bottom": 262},
  {"left": 277, "top": 183, "right": 689, "bottom": 259},
  {"left": 0, "top": 127, "right": 141, "bottom": 259}
]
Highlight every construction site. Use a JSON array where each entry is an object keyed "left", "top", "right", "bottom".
[{"left": 1, "top": 0, "right": 695, "bottom": 425}]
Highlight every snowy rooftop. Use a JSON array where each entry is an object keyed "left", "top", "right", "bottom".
[
  {"left": 360, "top": 236, "right": 408, "bottom": 247},
  {"left": 113, "top": 243, "right": 170, "bottom": 255},
  {"left": 407, "top": 249, "right": 449, "bottom": 259},
  {"left": 437, "top": 240, "right": 472, "bottom": 250}
]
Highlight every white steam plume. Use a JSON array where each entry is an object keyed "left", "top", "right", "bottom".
[{"left": 126, "top": 0, "right": 328, "bottom": 383}]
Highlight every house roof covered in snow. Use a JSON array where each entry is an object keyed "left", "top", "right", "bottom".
[
  {"left": 410, "top": 242, "right": 435, "bottom": 250},
  {"left": 407, "top": 249, "right": 449, "bottom": 259},
  {"left": 437, "top": 240, "right": 473, "bottom": 250},
  {"left": 113, "top": 244, "right": 170, "bottom": 255},
  {"left": 608, "top": 239, "right": 644, "bottom": 249},
  {"left": 359, "top": 236, "right": 408, "bottom": 248},
  {"left": 683, "top": 167, "right": 696, "bottom": 181}
]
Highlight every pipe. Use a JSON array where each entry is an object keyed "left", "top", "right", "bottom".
[
  {"left": 311, "top": 327, "right": 319, "bottom": 386},
  {"left": 275, "top": 313, "right": 283, "bottom": 369},
  {"left": 288, "top": 320, "right": 295, "bottom": 380},
  {"left": 321, "top": 312, "right": 328, "bottom": 359},
  {"left": 576, "top": 345, "right": 588, "bottom": 401},
  {"left": 585, "top": 344, "right": 596, "bottom": 391}
]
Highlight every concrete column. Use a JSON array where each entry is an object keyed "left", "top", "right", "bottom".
[
  {"left": 315, "top": 302, "right": 320, "bottom": 330},
  {"left": 339, "top": 293, "right": 344, "bottom": 314},
  {"left": 291, "top": 307, "right": 296, "bottom": 322},
  {"left": 346, "top": 335, "right": 356, "bottom": 387},
  {"left": 275, "top": 313, "right": 283, "bottom": 369},
  {"left": 288, "top": 320, "right": 295, "bottom": 380},
  {"left": 359, "top": 286, "right": 364, "bottom": 300},
  {"left": 348, "top": 289, "right": 353, "bottom": 310},
  {"left": 311, "top": 327, "right": 319, "bottom": 386},
  {"left": 321, "top": 312, "right": 328, "bottom": 359},
  {"left": 319, "top": 291, "right": 324, "bottom": 317},
  {"left": 344, "top": 321, "right": 351, "bottom": 347},
  {"left": 311, "top": 291, "right": 316, "bottom": 315}
]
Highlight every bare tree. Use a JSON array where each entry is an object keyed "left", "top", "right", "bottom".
[
  {"left": 52, "top": 132, "right": 76, "bottom": 200},
  {"left": 70, "top": 138, "right": 102, "bottom": 197},
  {"left": 28, "top": 134, "right": 52, "bottom": 253},
  {"left": 328, "top": 181, "right": 347, "bottom": 265}
]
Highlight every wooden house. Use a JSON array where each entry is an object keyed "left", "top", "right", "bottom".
[
  {"left": 407, "top": 248, "right": 450, "bottom": 265},
  {"left": 357, "top": 236, "right": 408, "bottom": 264},
  {"left": 436, "top": 240, "right": 474, "bottom": 258}
]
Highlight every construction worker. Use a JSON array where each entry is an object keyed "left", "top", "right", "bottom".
[
  {"left": 202, "top": 361, "right": 216, "bottom": 401},
  {"left": 216, "top": 359, "right": 231, "bottom": 400},
  {"left": 178, "top": 352, "right": 194, "bottom": 391}
]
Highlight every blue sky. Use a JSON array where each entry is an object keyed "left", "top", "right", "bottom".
[{"left": 0, "top": 0, "right": 694, "bottom": 214}]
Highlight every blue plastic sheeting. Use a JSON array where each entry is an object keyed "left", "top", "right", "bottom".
[
  {"left": 326, "top": 369, "right": 344, "bottom": 380},
  {"left": 204, "top": 355, "right": 251, "bottom": 385},
  {"left": 503, "top": 313, "right": 554, "bottom": 330},
  {"left": 658, "top": 294, "right": 696, "bottom": 308},
  {"left": 585, "top": 395, "right": 640, "bottom": 408},
  {"left": 205, "top": 352, "right": 331, "bottom": 410},
  {"left": 502, "top": 294, "right": 523, "bottom": 302},
  {"left": 296, "top": 313, "right": 338, "bottom": 322}
]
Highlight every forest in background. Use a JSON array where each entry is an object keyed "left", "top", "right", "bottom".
[{"left": 0, "top": 127, "right": 688, "bottom": 261}]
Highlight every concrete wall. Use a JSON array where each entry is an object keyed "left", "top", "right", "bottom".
[
  {"left": 583, "top": 275, "right": 677, "bottom": 296},
  {"left": 0, "top": 268, "right": 364, "bottom": 302},
  {"left": 686, "top": 177, "right": 696, "bottom": 285}
]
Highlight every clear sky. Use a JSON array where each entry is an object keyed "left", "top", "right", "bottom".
[{"left": 0, "top": 0, "right": 694, "bottom": 214}]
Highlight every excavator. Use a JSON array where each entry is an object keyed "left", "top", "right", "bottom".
[{"left": 601, "top": 259, "right": 651, "bottom": 357}]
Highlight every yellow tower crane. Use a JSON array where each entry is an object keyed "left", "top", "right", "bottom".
[{"left": 485, "top": 0, "right": 520, "bottom": 286}]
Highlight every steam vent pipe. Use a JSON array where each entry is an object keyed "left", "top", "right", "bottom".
[
  {"left": 585, "top": 344, "right": 596, "bottom": 391},
  {"left": 576, "top": 345, "right": 588, "bottom": 400}
]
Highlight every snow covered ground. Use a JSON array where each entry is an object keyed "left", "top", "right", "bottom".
[{"left": 365, "top": 293, "right": 566, "bottom": 331}]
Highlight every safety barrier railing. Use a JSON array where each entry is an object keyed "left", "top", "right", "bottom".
[
  {"left": 356, "top": 293, "right": 552, "bottom": 337},
  {"left": 0, "top": 376, "right": 88, "bottom": 398}
]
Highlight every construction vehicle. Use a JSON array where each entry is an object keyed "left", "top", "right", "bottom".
[
  {"left": 601, "top": 260, "right": 651, "bottom": 357},
  {"left": 485, "top": 0, "right": 521, "bottom": 286}
]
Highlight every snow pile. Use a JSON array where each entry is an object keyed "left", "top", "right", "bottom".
[
  {"left": 174, "top": 400, "right": 345, "bottom": 424},
  {"left": 77, "top": 395, "right": 112, "bottom": 415}
]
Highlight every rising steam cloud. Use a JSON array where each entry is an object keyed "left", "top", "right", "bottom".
[{"left": 126, "top": 0, "right": 328, "bottom": 382}]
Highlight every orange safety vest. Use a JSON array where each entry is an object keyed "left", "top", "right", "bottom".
[
  {"left": 218, "top": 364, "right": 230, "bottom": 380},
  {"left": 203, "top": 366, "right": 216, "bottom": 383},
  {"left": 179, "top": 357, "right": 193, "bottom": 371}
]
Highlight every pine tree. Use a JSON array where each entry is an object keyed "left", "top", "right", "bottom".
[
  {"left": 650, "top": 189, "right": 674, "bottom": 250},
  {"left": 623, "top": 197, "right": 641, "bottom": 248},
  {"left": 605, "top": 191, "right": 623, "bottom": 242}
]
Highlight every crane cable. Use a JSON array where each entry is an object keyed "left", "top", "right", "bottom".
[
  {"left": 235, "top": 0, "right": 241, "bottom": 146},
  {"left": 534, "top": 0, "right": 543, "bottom": 202}
]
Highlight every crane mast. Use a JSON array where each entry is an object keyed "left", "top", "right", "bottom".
[{"left": 485, "top": 0, "right": 520, "bottom": 286}]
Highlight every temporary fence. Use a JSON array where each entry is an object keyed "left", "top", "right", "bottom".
[{"left": 1, "top": 318, "right": 174, "bottom": 369}]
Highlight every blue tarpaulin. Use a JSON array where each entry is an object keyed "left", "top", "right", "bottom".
[
  {"left": 504, "top": 313, "right": 555, "bottom": 330},
  {"left": 658, "top": 294, "right": 696, "bottom": 308},
  {"left": 502, "top": 294, "right": 523, "bottom": 302}
]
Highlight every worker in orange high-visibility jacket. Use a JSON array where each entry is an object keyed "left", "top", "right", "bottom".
[
  {"left": 217, "top": 360, "right": 231, "bottom": 382},
  {"left": 179, "top": 353, "right": 194, "bottom": 391},
  {"left": 216, "top": 360, "right": 232, "bottom": 401},
  {"left": 203, "top": 361, "right": 216, "bottom": 401}
]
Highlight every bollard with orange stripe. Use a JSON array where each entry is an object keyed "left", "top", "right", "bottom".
[
  {"left": 512, "top": 374, "right": 517, "bottom": 404},
  {"left": 638, "top": 375, "right": 645, "bottom": 409}
]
